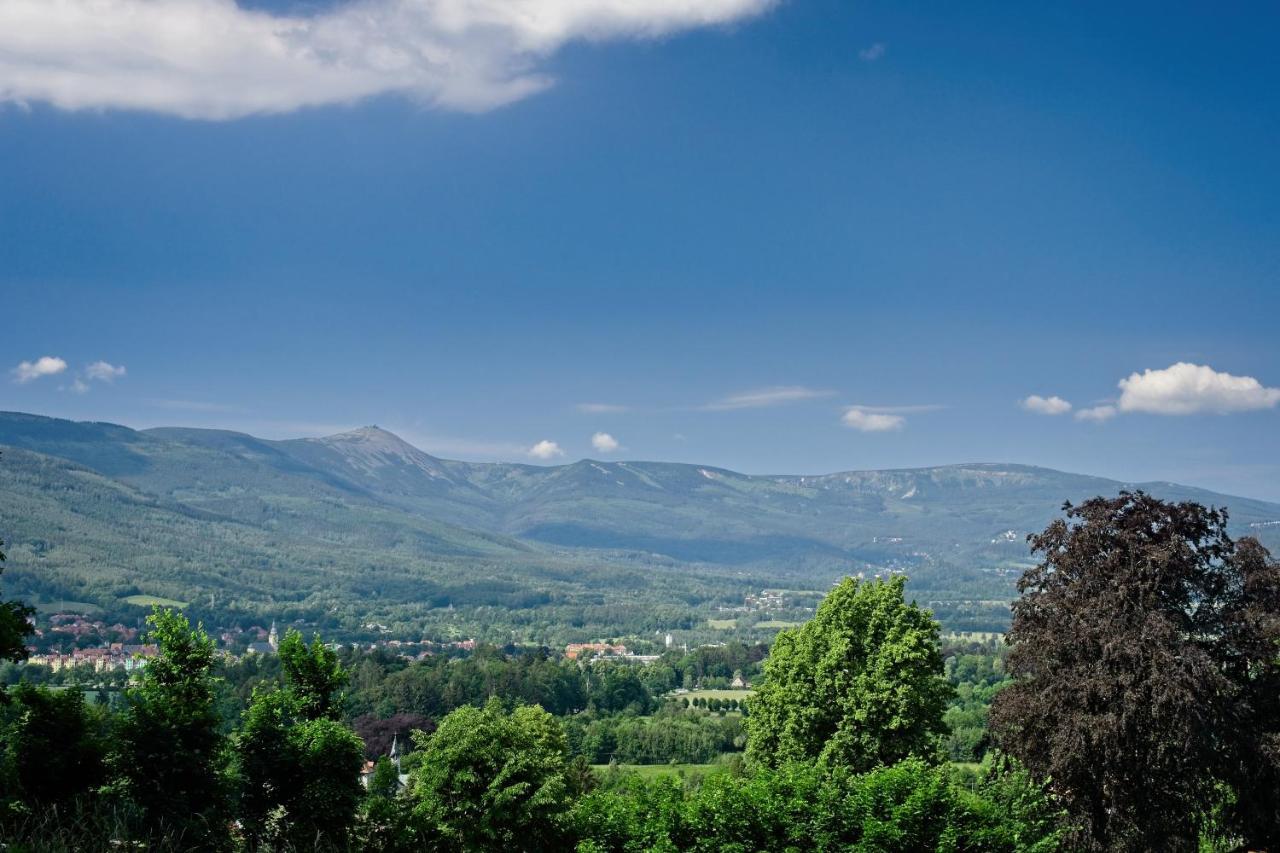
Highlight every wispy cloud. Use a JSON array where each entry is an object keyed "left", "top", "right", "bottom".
[
  {"left": 149, "top": 399, "right": 247, "bottom": 414},
  {"left": 11, "top": 356, "right": 67, "bottom": 384},
  {"left": 528, "top": 439, "right": 565, "bottom": 461},
  {"left": 576, "top": 402, "right": 629, "bottom": 414},
  {"left": 591, "top": 432, "right": 620, "bottom": 453},
  {"left": 1075, "top": 405, "right": 1117, "bottom": 423},
  {"left": 0, "top": 0, "right": 777, "bottom": 120},
  {"left": 85, "top": 361, "right": 126, "bottom": 383},
  {"left": 703, "top": 386, "right": 836, "bottom": 411},
  {"left": 858, "top": 42, "right": 886, "bottom": 62},
  {"left": 393, "top": 431, "right": 532, "bottom": 459},
  {"left": 1020, "top": 394, "right": 1072, "bottom": 415}
]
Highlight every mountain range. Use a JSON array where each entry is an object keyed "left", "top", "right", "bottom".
[{"left": 2, "top": 410, "right": 1277, "bottom": 638}]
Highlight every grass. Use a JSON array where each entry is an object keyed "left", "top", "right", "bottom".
[
  {"left": 121, "top": 594, "right": 189, "bottom": 608},
  {"left": 592, "top": 762, "right": 726, "bottom": 779},
  {"left": 34, "top": 599, "right": 103, "bottom": 615},
  {"left": 754, "top": 620, "right": 801, "bottom": 629},
  {"left": 707, "top": 618, "right": 737, "bottom": 629}
]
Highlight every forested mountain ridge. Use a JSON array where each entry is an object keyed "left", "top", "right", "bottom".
[{"left": 2, "top": 410, "right": 1277, "bottom": 638}]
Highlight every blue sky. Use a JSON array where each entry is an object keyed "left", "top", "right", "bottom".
[{"left": 2, "top": 0, "right": 1278, "bottom": 499}]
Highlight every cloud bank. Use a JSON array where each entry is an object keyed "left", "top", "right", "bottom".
[
  {"left": 0, "top": 0, "right": 775, "bottom": 120},
  {"left": 1117, "top": 362, "right": 1280, "bottom": 415}
]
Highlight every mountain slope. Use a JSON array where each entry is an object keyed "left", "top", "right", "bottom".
[{"left": 2, "top": 411, "right": 1277, "bottom": 636}]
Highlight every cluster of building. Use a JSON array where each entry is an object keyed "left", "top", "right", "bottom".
[
  {"left": 26, "top": 643, "right": 159, "bottom": 673},
  {"left": 744, "top": 590, "right": 786, "bottom": 611},
  {"left": 33, "top": 613, "right": 138, "bottom": 643},
  {"left": 563, "top": 642, "right": 661, "bottom": 664},
  {"left": 716, "top": 589, "right": 789, "bottom": 615}
]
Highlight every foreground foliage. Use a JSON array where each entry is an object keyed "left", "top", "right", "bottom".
[{"left": 574, "top": 758, "right": 1061, "bottom": 853}]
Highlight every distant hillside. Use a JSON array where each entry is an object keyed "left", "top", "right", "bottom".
[{"left": 1, "top": 411, "right": 1277, "bottom": 638}]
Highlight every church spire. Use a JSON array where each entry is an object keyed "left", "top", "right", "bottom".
[{"left": 268, "top": 620, "right": 278, "bottom": 651}]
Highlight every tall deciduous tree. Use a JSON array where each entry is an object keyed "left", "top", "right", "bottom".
[
  {"left": 989, "top": 492, "right": 1280, "bottom": 851},
  {"left": 1, "top": 683, "right": 108, "bottom": 809},
  {"left": 111, "top": 609, "right": 230, "bottom": 848},
  {"left": 745, "top": 576, "right": 952, "bottom": 772},
  {"left": 277, "top": 628, "right": 347, "bottom": 721},
  {"left": 235, "top": 629, "right": 364, "bottom": 848}
]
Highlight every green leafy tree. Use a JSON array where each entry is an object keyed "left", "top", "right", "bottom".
[
  {"left": 368, "top": 755, "right": 401, "bottom": 800},
  {"left": 277, "top": 629, "right": 347, "bottom": 721},
  {"left": 990, "top": 493, "right": 1280, "bottom": 851},
  {"left": 110, "top": 609, "right": 230, "bottom": 848},
  {"left": 1, "top": 683, "right": 108, "bottom": 809},
  {"left": 406, "top": 699, "right": 575, "bottom": 851},
  {"left": 234, "top": 630, "right": 364, "bottom": 848},
  {"left": 746, "top": 576, "right": 953, "bottom": 771}
]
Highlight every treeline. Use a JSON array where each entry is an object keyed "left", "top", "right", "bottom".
[
  {"left": 564, "top": 708, "right": 744, "bottom": 765},
  {"left": 0, "top": 579, "right": 1063, "bottom": 851}
]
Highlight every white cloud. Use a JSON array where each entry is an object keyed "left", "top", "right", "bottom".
[
  {"left": 1075, "top": 405, "right": 1117, "bottom": 423},
  {"left": 85, "top": 361, "right": 127, "bottom": 382},
  {"left": 69, "top": 378, "right": 90, "bottom": 394},
  {"left": 704, "top": 386, "right": 836, "bottom": 411},
  {"left": 11, "top": 355, "right": 67, "bottom": 383},
  {"left": 0, "top": 0, "right": 776, "bottom": 120},
  {"left": 841, "top": 407, "right": 905, "bottom": 432},
  {"left": 591, "top": 431, "right": 619, "bottom": 453},
  {"left": 858, "top": 42, "right": 886, "bottom": 62},
  {"left": 1020, "top": 394, "right": 1072, "bottom": 416},
  {"left": 577, "top": 402, "right": 629, "bottom": 414},
  {"left": 527, "top": 439, "right": 565, "bottom": 460},
  {"left": 1116, "top": 362, "right": 1280, "bottom": 415}
]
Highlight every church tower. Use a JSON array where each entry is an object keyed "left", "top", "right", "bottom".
[{"left": 268, "top": 621, "right": 278, "bottom": 651}]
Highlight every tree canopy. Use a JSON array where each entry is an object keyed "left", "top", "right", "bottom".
[
  {"left": 990, "top": 492, "right": 1280, "bottom": 851},
  {"left": 746, "top": 575, "right": 953, "bottom": 772},
  {"left": 407, "top": 699, "right": 577, "bottom": 851}
]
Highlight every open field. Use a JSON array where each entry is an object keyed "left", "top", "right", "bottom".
[
  {"left": 707, "top": 618, "right": 737, "bottom": 629},
  {"left": 673, "top": 688, "right": 754, "bottom": 702},
  {"left": 121, "top": 594, "right": 189, "bottom": 608},
  {"left": 33, "top": 599, "right": 103, "bottom": 615},
  {"left": 755, "top": 620, "right": 801, "bottom": 629},
  {"left": 592, "top": 762, "right": 726, "bottom": 779}
]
